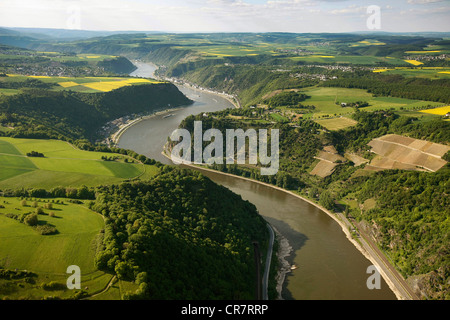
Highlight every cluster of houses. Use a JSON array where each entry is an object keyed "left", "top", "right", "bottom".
[
  {"left": 290, "top": 72, "right": 337, "bottom": 81},
  {"left": 275, "top": 48, "right": 314, "bottom": 55},
  {"left": 0, "top": 47, "right": 108, "bottom": 77},
  {"left": 404, "top": 53, "right": 449, "bottom": 62},
  {"left": 1, "top": 64, "right": 108, "bottom": 78}
]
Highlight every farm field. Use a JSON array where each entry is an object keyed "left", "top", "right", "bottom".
[
  {"left": 349, "top": 40, "right": 387, "bottom": 47},
  {"left": 344, "top": 153, "right": 370, "bottom": 166},
  {"left": 310, "top": 160, "right": 337, "bottom": 178},
  {"left": 2, "top": 51, "right": 119, "bottom": 63},
  {"left": 404, "top": 60, "right": 424, "bottom": 66},
  {"left": 315, "top": 117, "right": 359, "bottom": 131},
  {"left": 0, "top": 74, "right": 164, "bottom": 94},
  {"left": 0, "top": 137, "right": 159, "bottom": 189},
  {"left": 270, "top": 112, "right": 289, "bottom": 122},
  {"left": 54, "top": 53, "right": 118, "bottom": 62},
  {"left": 419, "top": 105, "right": 450, "bottom": 116},
  {"left": 367, "top": 134, "right": 450, "bottom": 172},
  {"left": 0, "top": 196, "right": 111, "bottom": 299},
  {"left": 289, "top": 55, "right": 408, "bottom": 65},
  {"left": 310, "top": 146, "right": 347, "bottom": 178},
  {"left": 192, "top": 44, "right": 279, "bottom": 58},
  {"left": 296, "top": 87, "right": 445, "bottom": 120},
  {"left": 372, "top": 67, "right": 450, "bottom": 79}
]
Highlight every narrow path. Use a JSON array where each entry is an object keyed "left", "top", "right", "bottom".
[{"left": 84, "top": 275, "right": 117, "bottom": 300}]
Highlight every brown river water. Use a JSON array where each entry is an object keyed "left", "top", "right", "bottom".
[{"left": 118, "top": 62, "right": 397, "bottom": 300}]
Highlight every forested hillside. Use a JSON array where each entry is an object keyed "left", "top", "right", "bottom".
[
  {"left": 92, "top": 168, "right": 270, "bottom": 300},
  {"left": 0, "top": 83, "right": 192, "bottom": 141},
  {"left": 174, "top": 109, "right": 449, "bottom": 300}
]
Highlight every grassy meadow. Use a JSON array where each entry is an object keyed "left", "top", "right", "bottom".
[
  {"left": 0, "top": 196, "right": 113, "bottom": 299},
  {"left": 372, "top": 67, "right": 450, "bottom": 79},
  {"left": 0, "top": 137, "right": 159, "bottom": 189},
  {"left": 0, "top": 137, "right": 157, "bottom": 299},
  {"left": 302, "top": 87, "right": 443, "bottom": 115},
  {"left": 315, "top": 117, "right": 359, "bottom": 131}
]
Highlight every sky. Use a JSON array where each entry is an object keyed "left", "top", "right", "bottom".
[{"left": 0, "top": 0, "right": 449, "bottom": 33}]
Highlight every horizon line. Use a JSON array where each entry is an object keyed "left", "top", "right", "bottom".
[{"left": 3, "top": 26, "right": 450, "bottom": 35}]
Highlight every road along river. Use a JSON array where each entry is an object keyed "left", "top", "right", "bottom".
[{"left": 118, "top": 62, "right": 398, "bottom": 300}]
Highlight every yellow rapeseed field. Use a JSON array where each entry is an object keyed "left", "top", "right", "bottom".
[
  {"left": 373, "top": 69, "right": 392, "bottom": 73},
  {"left": 58, "top": 81, "right": 80, "bottom": 88},
  {"left": 29, "top": 75, "right": 52, "bottom": 78},
  {"left": 82, "top": 79, "right": 161, "bottom": 92},
  {"left": 420, "top": 106, "right": 450, "bottom": 116},
  {"left": 404, "top": 60, "right": 424, "bottom": 66},
  {"left": 405, "top": 50, "right": 441, "bottom": 54}
]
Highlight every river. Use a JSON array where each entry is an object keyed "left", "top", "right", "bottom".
[{"left": 119, "top": 62, "right": 397, "bottom": 300}]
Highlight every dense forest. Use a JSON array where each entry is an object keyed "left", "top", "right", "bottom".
[
  {"left": 263, "top": 91, "right": 310, "bottom": 108},
  {"left": 351, "top": 167, "right": 449, "bottom": 300},
  {"left": 0, "top": 82, "right": 192, "bottom": 141},
  {"left": 92, "top": 168, "right": 270, "bottom": 300}
]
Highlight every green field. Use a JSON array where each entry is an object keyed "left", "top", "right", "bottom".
[
  {"left": 292, "top": 87, "right": 445, "bottom": 119},
  {"left": 0, "top": 196, "right": 111, "bottom": 299},
  {"left": 0, "top": 137, "right": 156, "bottom": 299},
  {"left": 0, "top": 137, "right": 159, "bottom": 189},
  {"left": 264, "top": 86, "right": 444, "bottom": 128},
  {"left": 51, "top": 53, "right": 119, "bottom": 62},
  {"left": 270, "top": 113, "right": 289, "bottom": 122},
  {"left": 289, "top": 55, "right": 408, "bottom": 65},
  {"left": 315, "top": 117, "right": 359, "bottom": 131},
  {"left": 191, "top": 43, "right": 279, "bottom": 58},
  {"left": 372, "top": 67, "right": 450, "bottom": 79}
]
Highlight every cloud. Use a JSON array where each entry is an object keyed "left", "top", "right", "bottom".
[
  {"left": 0, "top": 0, "right": 449, "bottom": 33},
  {"left": 407, "top": 0, "right": 445, "bottom": 4},
  {"left": 330, "top": 4, "right": 366, "bottom": 15}
]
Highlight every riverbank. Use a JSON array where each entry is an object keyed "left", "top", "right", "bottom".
[
  {"left": 131, "top": 59, "right": 241, "bottom": 109},
  {"left": 175, "top": 80, "right": 241, "bottom": 109},
  {"left": 161, "top": 146, "right": 410, "bottom": 300},
  {"left": 110, "top": 107, "right": 185, "bottom": 146}
]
